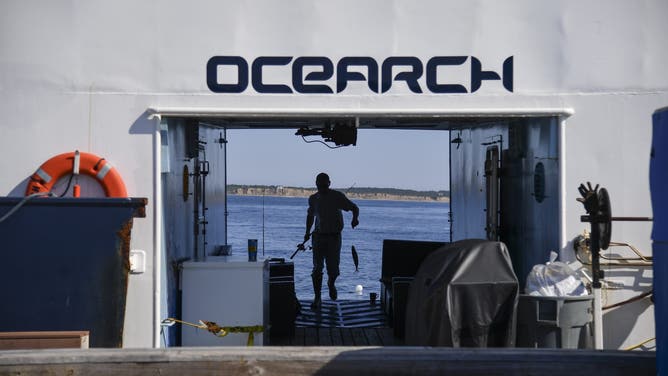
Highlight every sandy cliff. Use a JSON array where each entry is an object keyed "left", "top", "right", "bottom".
[{"left": 227, "top": 185, "right": 449, "bottom": 202}]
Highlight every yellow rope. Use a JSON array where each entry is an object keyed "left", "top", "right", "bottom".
[
  {"left": 624, "top": 337, "right": 656, "bottom": 351},
  {"left": 162, "top": 318, "right": 265, "bottom": 346}
]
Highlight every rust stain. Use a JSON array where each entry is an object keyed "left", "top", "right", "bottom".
[
  {"left": 115, "top": 219, "right": 134, "bottom": 347},
  {"left": 132, "top": 197, "right": 148, "bottom": 218},
  {"left": 117, "top": 219, "right": 134, "bottom": 274},
  {"left": 110, "top": 199, "right": 146, "bottom": 347}
]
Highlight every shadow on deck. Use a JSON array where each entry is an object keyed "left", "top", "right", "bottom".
[{"left": 269, "top": 299, "right": 401, "bottom": 346}]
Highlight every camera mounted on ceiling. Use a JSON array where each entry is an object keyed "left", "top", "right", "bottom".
[{"left": 295, "top": 120, "right": 357, "bottom": 147}]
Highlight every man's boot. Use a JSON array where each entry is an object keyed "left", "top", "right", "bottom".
[
  {"left": 328, "top": 276, "right": 337, "bottom": 301},
  {"left": 311, "top": 274, "right": 322, "bottom": 310}
]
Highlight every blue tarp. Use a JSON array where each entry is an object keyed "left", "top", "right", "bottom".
[{"left": 651, "top": 107, "right": 668, "bottom": 374}]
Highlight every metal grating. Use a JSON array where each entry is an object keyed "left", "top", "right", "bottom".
[{"left": 295, "top": 300, "right": 387, "bottom": 328}]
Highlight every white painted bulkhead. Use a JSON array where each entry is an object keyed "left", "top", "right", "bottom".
[{"left": 1, "top": 0, "right": 667, "bottom": 348}]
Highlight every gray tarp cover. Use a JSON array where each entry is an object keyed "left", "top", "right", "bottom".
[{"left": 405, "top": 239, "right": 519, "bottom": 347}]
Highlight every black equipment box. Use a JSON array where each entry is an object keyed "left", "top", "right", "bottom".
[
  {"left": 267, "top": 258, "right": 298, "bottom": 338},
  {"left": 269, "top": 258, "right": 294, "bottom": 278}
]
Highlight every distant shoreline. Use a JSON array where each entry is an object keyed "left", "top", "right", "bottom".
[{"left": 227, "top": 185, "right": 450, "bottom": 203}]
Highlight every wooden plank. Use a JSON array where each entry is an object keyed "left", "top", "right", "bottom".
[
  {"left": 0, "top": 331, "right": 89, "bottom": 350},
  {"left": 303, "top": 328, "right": 318, "bottom": 346},
  {"left": 349, "top": 328, "right": 368, "bottom": 346},
  {"left": 268, "top": 335, "right": 291, "bottom": 346},
  {"left": 339, "top": 328, "right": 355, "bottom": 346},
  {"left": 317, "top": 328, "right": 332, "bottom": 346},
  {"left": 363, "top": 328, "right": 382, "bottom": 346},
  {"left": 291, "top": 328, "right": 306, "bottom": 346},
  {"left": 343, "top": 317, "right": 386, "bottom": 325},
  {"left": 0, "top": 347, "right": 656, "bottom": 376},
  {"left": 376, "top": 328, "right": 400, "bottom": 346},
  {"left": 330, "top": 328, "right": 344, "bottom": 346}
]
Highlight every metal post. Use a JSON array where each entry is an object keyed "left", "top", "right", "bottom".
[
  {"left": 224, "top": 128, "right": 228, "bottom": 247},
  {"left": 151, "top": 114, "right": 163, "bottom": 348},
  {"left": 590, "top": 213, "right": 604, "bottom": 349}
]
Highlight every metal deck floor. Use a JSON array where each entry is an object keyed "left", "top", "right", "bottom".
[{"left": 295, "top": 299, "right": 387, "bottom": 328}]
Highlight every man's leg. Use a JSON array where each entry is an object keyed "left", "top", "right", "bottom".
[
  {"left": 325, "top": 234, "right": 341, "bottom": 301},
  {"left": 311, "top": 234, "right": 325, "bottom": 310}
]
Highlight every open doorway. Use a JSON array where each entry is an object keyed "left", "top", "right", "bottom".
[{"left": 156, "top": 113, "right": 561, "bottom": 346}]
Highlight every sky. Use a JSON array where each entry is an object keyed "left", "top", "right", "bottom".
[{"left": 225, "top": 129, "right": 450, "bottom": 191}]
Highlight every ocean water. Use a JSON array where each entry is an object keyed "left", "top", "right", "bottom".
[{"left": 225, "top": 194, "right": 450, "bottom": 301}]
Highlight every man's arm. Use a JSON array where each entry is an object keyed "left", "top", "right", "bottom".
[
  {"left": 304, "top": 196, "right": 314, "bottom": 243},
  {"left": 339, "top": 191, "right": 359, "bottom": 229},
  {"left": 350, "top": 202, "right": 359, "bottom": 229},
  {"left": 304, "top": 212, "right": 314, "bottom": 243}
]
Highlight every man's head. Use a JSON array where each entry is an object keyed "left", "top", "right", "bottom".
[{"left": 316, "top": 173, "right": 330, "bottom": 193}]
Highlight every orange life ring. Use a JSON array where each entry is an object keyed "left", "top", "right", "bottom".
[{"left": 26, "top": 151, "right": 128, "bottom": 198}]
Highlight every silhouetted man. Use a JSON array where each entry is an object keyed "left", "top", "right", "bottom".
[{"left": 304, "top": 172, "right": 359, "bottom": 310}]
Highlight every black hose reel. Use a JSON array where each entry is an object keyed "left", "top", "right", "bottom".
[{"left": 577, "top": 182, "right": 653, "bottom": 288}]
